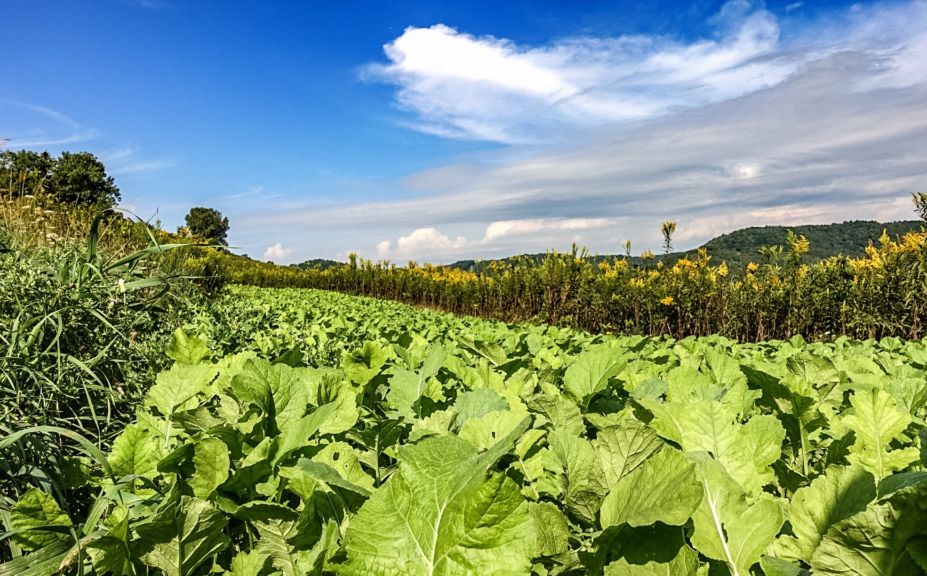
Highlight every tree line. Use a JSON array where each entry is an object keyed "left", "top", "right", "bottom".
[{"left": 1, "top": 148, "right": 230, "bottom": 245}]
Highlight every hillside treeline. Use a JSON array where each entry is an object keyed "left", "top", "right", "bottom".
[{"left": 447, "top": 220, "right": 924, "bottom": 273}]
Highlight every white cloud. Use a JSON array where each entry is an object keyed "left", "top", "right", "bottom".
[
  {"left": 367, "top": 3, "right": 798, "bottom": 143},
  {"left": 391, "top": 227, "right": 469, "bottom": 260},
  {"left": 101, "top": 148, "right": 178, "bottom": 176},
  {"left": 376, "top": 240, "right": 391, "bottom": 257},
  {"left": 263, "top": 243, "right": 293, "bottom": 262},
  {"left": 483, "top": 218, "right": 615, "bottom": 241},
  {"left": 374, "top": 218, "right": 621, "bottom": 261},
  {"left": 0, "top": 100, "right": 97, "bottom": 148},
  {"left": 239, "top": 1, "right": 927, "bottom": 263}
]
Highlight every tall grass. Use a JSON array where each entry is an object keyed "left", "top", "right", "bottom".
[{"left": 0, "top": 200, "right": 205, "bottom": 504}]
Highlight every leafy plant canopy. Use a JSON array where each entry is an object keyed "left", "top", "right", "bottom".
[{"left": 2, "top": 286, "right": 925, "bottom": 575}]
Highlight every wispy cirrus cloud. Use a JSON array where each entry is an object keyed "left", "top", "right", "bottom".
[
  {"left": 101, "top": 148, "right": 179, "bottom": 176},
  {"left": 0, "top": 100, "right": 97, "bottom": 148}
]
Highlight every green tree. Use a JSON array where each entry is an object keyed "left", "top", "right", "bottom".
[
  {"left": 0, "top": 150, "right": 54, "bottom": 198},
  {"left": 49, "top": 152, "right": 120, "bottom": 207},
  {"left": 184, "top": 207, "right": 230, "bottom": 245}
]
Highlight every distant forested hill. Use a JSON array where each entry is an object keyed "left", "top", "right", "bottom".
[
  {"left": 699, "top": 220, "right": 922, "bottom": 268},
  {"left": 448, "top": 220, "right": 924, "bottom": 272}
]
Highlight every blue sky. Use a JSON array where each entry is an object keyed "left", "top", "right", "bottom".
[{"left": 2, "top": 0, "right": 926, "bottom": 263}]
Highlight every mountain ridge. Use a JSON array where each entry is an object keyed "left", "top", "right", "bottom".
[{"left": 445, "top": 219, "right": 924, "bottom": 272}]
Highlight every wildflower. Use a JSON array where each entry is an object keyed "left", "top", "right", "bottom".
[
  {"left": 746, "top": 262, "right": 759, "bottom": 272},
  {"left": 660, "top": 296, "right": 674, "bottom": 306}
]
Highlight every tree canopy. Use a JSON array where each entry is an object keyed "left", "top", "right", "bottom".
[
  {"left": 0, "top": 150, "right": 119, "bottom": 208},
  {"left": 184, "top": 207, "right": 230, "bottom": 246}
]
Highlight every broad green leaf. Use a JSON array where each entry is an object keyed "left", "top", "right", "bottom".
[
  {"left": 563, "top": 347, "right": 626, "bottom": 406},
  {"left": 703, "top": 346, "right": 748, "bottom": 389},
  {"left": 136, "top": 496, "right": 230, "bottom": 576},
  {"left": 590, "top": 524, "right": 693, "bottom": 576},
  {"left": 273, "top": 399, "right": 353, "bottom": 466},
  {"left": 229, "top": 501, "right": 299, "bottom": 523},
  {"left": 811, "top": 483, "right": 927, "bottom": 575},
  {"left": 227, "top": 550, "right": 270, "bottom": 576},
  {"left": 528, "top": 394, "right": 585, "bottom": 435},
  {"left": 604, "top": 543, "right": 699, "bottom": 576},
  {"left": 227, "top": 437, "right": 274, "bottom": 491},
  {"left": 459, "top": 409, "right": 528, "bottom": 451},
  {"left": 87, "top": 507, "right": 133, "bottom": 576},
  {"left": 643, "top": 399, "right": 784, "bottom": 494},
  {"left": 283, "top": 458, "right": 372, "bottom": 497},
  {"left": 690, "top": 457, "right": 784, "bottom": 576},
  {"left": 342, "top": 431, "right": 535, "bottom": 576},
  {"left": 166, "top": 328, "right": 211, "bottom": 365},
  {"left": 759, "top": 556, "right": 811, "bottom": 576},
  {"left": 10, "top": 489, "right": 72, "bottom": 551},
  {"left": 312, "top": 441, "right": 375, "bottom": 491},
  {"left": 841, "top": 388, "right": 920, "bottom": 480},
  {"left": 664, "top": 363, "right": 758, "bottom": 417},
  {"left": 546, "top": 430, "right": 607, "bottom": 525},
  {"left": 108, "top": 423, "right": 163, "bottom": 479},
  {"left": 600, "top": 447, "right": 702, "bottom": 528},
  {"left": 255, "top": 519, "right": 324, "bottom": 576},
  {"left": 147, "top": 363, "right": 220, "bottom": 418},
  {"left": 191, "top": 437, "right": 230, "bottom": 499},
  {"left": 343, "top": 341, "right": 388, "bottom": 385},
  {"left": 231, "top": 358, "right": 313, "bottom": 433},
  {"left": 410, "top": 409, "right": 457, "bottom": 441},
  {"left": 529, "top": 502, "right": 571, "bottom": 557},
  {"left": 386, "top": 345, "right": 446, "bottom": 420},
  {"left": 317, "top": 389, "right": 358, "bottom": 436},
  {"left": 594, "top": 419, "right": 663, "bottom": 491},
  {"left": 451, "top": 388, "right": 508, "bottom": 428},
  {"left": 771, "top": 465, "right": 876, "bottom": 564},
  {"left": 173, "top": 407, "right": 225, "bottom": 433}
]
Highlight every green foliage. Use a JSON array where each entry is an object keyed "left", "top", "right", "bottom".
[
  {"left": 660, "top": 220, "right": 676, "bottom": 255},
  {"left": 201, "top": 222, "right": 927, "bottom": 341},
  {"left": 0, "top": 208, "right": 208, "bottom": 510},
  {"left": 184, "top": 207, "right": 229, "bottom": 246},
  {"left": 3, "top": 287, "right": 925, "bottom": 574},
  {"left": 0, "top": 150, "right": 119, "bottom": 208},
  {"left": 450, "top": 220, "right": 924, "bottom": 271},
  {"left": 914, "top": 192, "right": 927, "bottom": 223},
  {"left": 50, "top": 152, "right": 120, "bottom": 207}
]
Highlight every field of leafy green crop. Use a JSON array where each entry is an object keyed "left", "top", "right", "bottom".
[{"left": 2, "top": 285, "right": 926, "bottom": 575}]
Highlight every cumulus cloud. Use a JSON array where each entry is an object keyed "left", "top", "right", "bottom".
[
  {"left": 263, "top": 243, "right": 293, "bottom": 262},
  {"left": 374, "top": 218, "right": 621, "bottom": 261},
  {"left": 366, "top": 5, "right": 793, "bottom": 143},
  {"left": 241, "top": 1, "right": 927, "bottom": 263}
]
